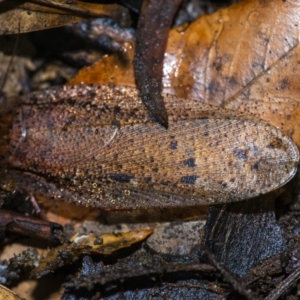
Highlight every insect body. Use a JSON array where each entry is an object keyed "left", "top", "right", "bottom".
[{"left": 0, "top": 84, "right": 298, "bottom": 210}]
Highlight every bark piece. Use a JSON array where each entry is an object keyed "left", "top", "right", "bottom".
[{"left": 202, "top": 195, "right": 286, "bottom": 276}]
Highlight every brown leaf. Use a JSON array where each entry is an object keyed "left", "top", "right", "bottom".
[
  {"left": 70, "top": 0, "right": 300, "bottom": 147},
  {"left": 69, "top": 43, "right": 135, "bottom": 86},
  {"left": 0, "top": 0, "right": 130, "bottom": 34},
  {"left": 0, "top": 52, "right": 35, "bottom": 97},
  {"left": 0, "top": 284, "right": 25, "bottom": 300}
]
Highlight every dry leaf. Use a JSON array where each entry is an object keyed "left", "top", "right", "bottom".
[
  {"left": 69, "top": 42, "right": 135, "bottom": 86},
  {"left": 0, "top": 0, "right": 130, "bottom": 34},
  {"left": 31, "top": 229, "right": 153, "bottom": 278},
  {"left": 0, "top": 284, "right": 25, "bottom": 300},
  {"left": 70, "top": 0, "right": 300, "bottom": 148},
  {"left": 0, "top": 52, "right": 35, "bottom": 97}
]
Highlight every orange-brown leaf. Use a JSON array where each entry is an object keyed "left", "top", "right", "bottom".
[
  {"left": 70, "top": 0, "right": 300, "bottom": 147},
  {"left": 0, "top": 284, "right": 25, "bottom": 300}
]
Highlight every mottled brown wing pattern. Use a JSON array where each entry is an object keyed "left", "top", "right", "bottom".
[
  {"left": 66, "top": 117, "right": 297, "bottom": 208},
  {"left": 1, "top": 84, "right": 299, "bottom": 210}
]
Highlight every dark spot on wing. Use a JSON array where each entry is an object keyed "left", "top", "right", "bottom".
[
  {"left": 66, "top": 115, "right": 76, "bottom": 126},
  {"left": 233, "top": 149, "right": 248, "bottom": 160},
  {"left": 161, "top": 180, "right": 171, "bottom": 186},
  {"left": 114, "top": 106, "right": 121, "bottom": 114},
  {"left": 183, "top": 158, "right": 196, "bottom": 168},
  {"left": 213, "top": 61, "right": 222, "bottom": 71},
  {"left": 170, "top": 140, "right": 178, "bottom": 150},
  {"left": 67, "top": 98, "right": 76, "bottom": 107},
  {"left": 87, "top": 127, "right": 93, "bottom": 134},
  {"left": 278, "top": 78, "right": 289, "bottom": 90},
  {"left": 218, "top": 181, "right": 228, "bottom": 188},
  {"left": 145, "top": 177, "right": 152, "bottom": 183},
  {"left": 111, "top": 120, "right": 121, "bottom": 127},
  {"left": 252, "top": 144, "right": 259, "bottom": 154},
  {"left": 251, "top": 162, "right": 259, "bottom": 170},
  {"left": 206, "top": 80, "right": 220, "bottom": 91},
  {"left": 228, "top": 76, "right": 239, "bottom": 86},
  {"left": 267, "top": 137, "right": 284, "bottom": 150},
  {"left": 110, "top": 174, "right": 133, "bottom": 183},
  {"left": 181, "top": 175, "right": 199, "bottom": 184}
]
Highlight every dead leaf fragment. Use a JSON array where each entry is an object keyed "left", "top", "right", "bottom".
[
  {"left": 70, "top": 229, "right": 153, "bottom": 255},
  {"left": 69, "top": 42, "right": 135, "bottom": 86},
  {"left": 0, "top": 284, "right": 25, "bottom": 300},
  {"left": 31, "top": 229, "right": 153, "bottom": 278},
  {"left": 0, "top": 0, "right": 130, "bottom": 34},
  {"left": 0, "top": 52, "right": 35, "bottom": 97}
]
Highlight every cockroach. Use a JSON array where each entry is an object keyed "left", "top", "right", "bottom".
[{"left": 0, "top": 84, "right": 298, "bottom": 210}]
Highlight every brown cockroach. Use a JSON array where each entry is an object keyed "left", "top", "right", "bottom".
[{"left": 0, "top": 84, "right": 298, "bottom": 210}]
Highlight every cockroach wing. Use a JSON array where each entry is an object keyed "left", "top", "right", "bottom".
[
  {"left": 9, "top": 104, "right": 119, "bottom": 169},
  {"left": 1, "top": 85, "right": 299, "bottom": 210}
]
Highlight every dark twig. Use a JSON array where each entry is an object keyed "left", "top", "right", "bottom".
[
  {"left": 202, "top": 246, "right": 255, "bottom": 300},
  {"left": 0, "top": 209, "right": 63, "bottom": 244},
  {"left": 134, "top": 0, "right": 183, "bottom": 128},
  {"left": 264, "top": 266, "right": 300, "bottom": 300},
  {"left": 64, "top": 254, "right": 217, "bottom": 289},
  {"left": 166, "top": 282, "right": 227, "bottom": 295}
]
